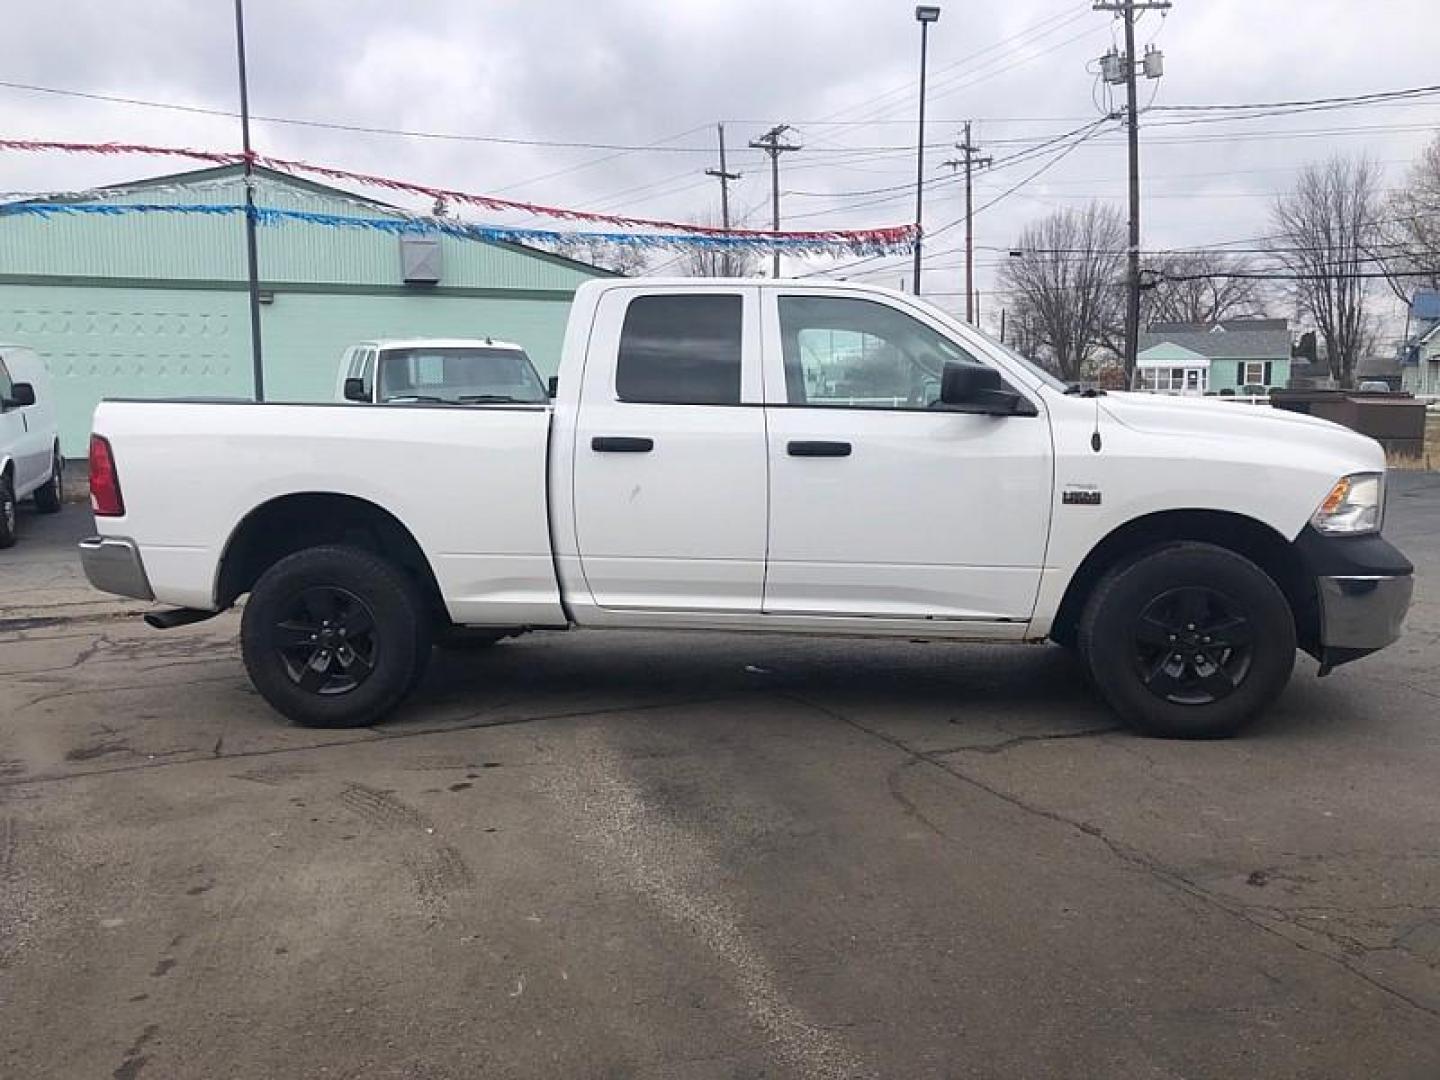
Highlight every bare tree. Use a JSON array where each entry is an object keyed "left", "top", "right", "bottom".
[
  {"left": 997, "top": 203, "right": 1126, "bottom": 382},
  {"left": 542, "top": 238, "right": 650, "bottom": 276},
  {"left": 1376, "top": 134, "right": 1440, "bottom": 302},
  {"left": 1141, "top": 252, "right": 1269, "bottom": 325},
  {"left": 679, "top": 213, "right": 761, "bottom": 278},
  {"left": 1269, "top": 155, "right": 1382, "bottom": 388}
]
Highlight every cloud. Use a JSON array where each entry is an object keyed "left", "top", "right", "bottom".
[{"left": 2, "top": 0, "right": 1437, "bottom": 322}]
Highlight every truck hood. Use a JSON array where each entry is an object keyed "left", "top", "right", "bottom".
[{"left": 1097, "top": 391, "right": 1385, "bottom": 471}]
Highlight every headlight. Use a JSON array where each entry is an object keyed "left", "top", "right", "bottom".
[{"left": 1311, "top": 472, "right": 1384, "bottom": 535}]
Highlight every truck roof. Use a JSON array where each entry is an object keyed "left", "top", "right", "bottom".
[
  {"left": 359, "top": 338, "right": 527, "bottom": 352},
  {"left": 575, "top": 277, "right": 910, "bottom": 295}
]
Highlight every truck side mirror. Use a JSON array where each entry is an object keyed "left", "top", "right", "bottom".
[
  {"left": 343, "top": 377, "right": 369, "bottom": 403},
  {"left": 939, "top": 362, "right": 1033, "bottom": 416},
  {"left": 547, "top": 375, "right": 559, "bottom": 399},
  {"left": 4, "top": 382, "right": 36, "bottom": 409}
]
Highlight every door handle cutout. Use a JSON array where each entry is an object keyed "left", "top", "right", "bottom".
[
  {"left": 787, "top": 440, "right": 851, "bottom": 457},
  {"left": 592, "top": 436, "right": 654, "bottom": 453}
]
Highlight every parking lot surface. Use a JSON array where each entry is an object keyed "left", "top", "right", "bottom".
[{"left": 3, "top": 476, "right": 1440, "bottom": 1079}]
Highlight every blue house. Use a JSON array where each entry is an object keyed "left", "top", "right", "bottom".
[{"left": 1138, "top": 319, "right": 1292, "bottom": 395}]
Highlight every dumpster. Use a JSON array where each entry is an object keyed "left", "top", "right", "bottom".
[{"left": 1270, "top": 390, "right": 1427, "bottom": 457}]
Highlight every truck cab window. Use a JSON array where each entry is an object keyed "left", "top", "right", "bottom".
[
  {"left": 778, "top": 295, "right": 981, "bottom": 409},
  {"left": 616, "top": 294, "right": 742, "bottom": 405}
]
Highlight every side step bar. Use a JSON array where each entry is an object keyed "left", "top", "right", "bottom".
[{"left": 144, "top": 608, "right": 222, "bottom": 630}]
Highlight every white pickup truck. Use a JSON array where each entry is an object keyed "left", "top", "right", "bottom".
[
  {"left": 79, "top": 279, "right": 1413, "bottom": 738},
  {"left": 334, "top": 338, "right": 548, "bottom": 405}
]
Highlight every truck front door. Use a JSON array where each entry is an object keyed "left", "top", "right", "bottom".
[
  {"left": 571, "top": 286, "right": 768, "bottom": 612},
  {"left": 759, "top": 291, "right": 1053, "bottom": 623}
]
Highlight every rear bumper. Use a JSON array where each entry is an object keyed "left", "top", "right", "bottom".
[{"left": 78, "top": 535, "right": 154, "bottom": 601}]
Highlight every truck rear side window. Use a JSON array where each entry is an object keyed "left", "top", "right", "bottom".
[{"left": 616, "top": 295, "right": 742, "bottom": 405}]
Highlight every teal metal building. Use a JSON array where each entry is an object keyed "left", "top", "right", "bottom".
[{"left": 0, "top": 166, "right": 611, "bottom": 453}]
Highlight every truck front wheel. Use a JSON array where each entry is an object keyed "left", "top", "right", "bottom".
[
  {"left": 1078, "top": 542, "right": 1295, "bottom": 738},
  {"left": 241, "top": 545, "right": 431, "bottom": 727}
]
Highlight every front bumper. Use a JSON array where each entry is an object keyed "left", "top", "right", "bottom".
[
  {"left": 1316, "top": 574, "right": 1413, "bottom": 651},
  {"left": 1293, "top": 526, "right": 1413, "bottom": 672},
  {"left": 78, "top": 535, "right": 154, "bottom": 601}
]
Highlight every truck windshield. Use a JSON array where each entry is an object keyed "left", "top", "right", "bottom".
[{"left": 377, "top": 348, "right": 548, "bottom": 404}]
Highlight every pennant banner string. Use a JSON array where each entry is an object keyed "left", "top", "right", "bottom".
[
  {"left": 0, "top": 201, "right": 915, "bottom": 256},
  {"left": 0, "top": 137, "right": 918, "bottom": 249}
]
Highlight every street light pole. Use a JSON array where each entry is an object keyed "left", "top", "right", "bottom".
[
  {"left": 912, "top": 5, "right": 941, "bottom": 296},
  {"left": 233, "top": 0, "right": 264, "bottom": 401}
]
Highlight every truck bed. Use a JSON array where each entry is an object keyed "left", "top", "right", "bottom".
[{"left": 89, "top": 399, "right": 566, "bottom": 626}]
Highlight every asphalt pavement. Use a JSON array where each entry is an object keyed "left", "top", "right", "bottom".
[{"left": 2, "top": 475, "right": 1439, "bottom": 1079}]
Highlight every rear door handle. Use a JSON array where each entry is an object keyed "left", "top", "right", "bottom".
[
  {"left": 592, "top": 436, "right": 654, "bottom": 453},
  {"left": 787, "top": 440, "right": 851, "bottom": 457}
]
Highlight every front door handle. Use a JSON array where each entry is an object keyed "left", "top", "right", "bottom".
[
  {"left": 592, "top": 436, "right": 654, "bottom": 453},
  {"left": 787, "top": 440, "right": 851, "bottom": 457}
]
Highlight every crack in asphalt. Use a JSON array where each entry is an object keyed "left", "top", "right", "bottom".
[
  {"left": 926, "top": 724, "right": 1124, "bottom": 756},
  {"left": 780, "top": 689, "right": 1440, "bottom": 1021}
]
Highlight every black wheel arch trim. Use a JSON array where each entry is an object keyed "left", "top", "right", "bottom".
[
  {"left": 1291, "top": 525, "right": 1413, "bottom": 579},
  {"left": 214, "top": 492, "right": 446, "bottom": 617}
]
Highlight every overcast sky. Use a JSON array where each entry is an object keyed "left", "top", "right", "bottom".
[{"left": 2, "top": 0, "right": 1437, "bottom": 333}]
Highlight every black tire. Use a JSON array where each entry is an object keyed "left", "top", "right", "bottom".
[
  {"left": 1079, "top": 542, "right": 1296, "bottom": 739},
  {"left": 0, "top": 473, "right": 16, "bottom": 549},
  {"left": 240, "top": 545, "right": 431, "bottom": 728},
  {"left": 32, "top": 447, "right": 63, "bottom": 514}
]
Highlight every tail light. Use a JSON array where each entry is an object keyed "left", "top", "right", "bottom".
[{"left": 89, "top": 435, "right": 125, "bottom": 517}]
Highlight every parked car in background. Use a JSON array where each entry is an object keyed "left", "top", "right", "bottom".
[
  {"left": 335, "top": 339, "right": 549, "bottom": 405},
  {"left": 81, "top": 279, "right": 1413, "bottom": 739},
  {"left": 1357, "top": 381, "right": 1392, "bottom": 393},
  {"left": 0, "top": 344, "right": 64, "bottom": 548}
]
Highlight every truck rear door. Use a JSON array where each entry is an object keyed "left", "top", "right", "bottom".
[{"left": 570, "top": 286, "right": 767, "bottom": 612}]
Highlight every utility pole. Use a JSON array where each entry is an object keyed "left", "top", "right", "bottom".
[
  {"left": 705, "top": 124, "right": 741, "bottom": 231},
  {"left": 749, "top": 124, "right": 801, "bottom": 279},
  {"left": 942, "top": 121, "right": 992, "bottom": 324},
  {"left": 1095, "top": 0, "right": 1169, "bottom": 383},
  {"left": 233, "top": 0, "right": 264, "bottom": 401},
  {"left": 705, "top": 124, "right": 742, "bottom": 276}
]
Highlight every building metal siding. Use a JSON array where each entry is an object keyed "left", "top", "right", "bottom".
[
  {"left": 0, "top": 169, "right": 608, "bottom": 452},
  {"left": 1, "top": 174, "right": 600, "bottom": 291}
]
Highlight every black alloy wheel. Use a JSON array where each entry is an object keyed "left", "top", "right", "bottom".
[
  {"left": 1133, "top": 586, "right": 1253, "bottom": 705},
  {"left": 240, "top": 545, "right": 430, "bottom": 727},
  {"left": 274, "top": 585, "right": 379, "bottom": 695},
  {"left": 1079, "top": 542, "right": 1296, "bottom": 739}
]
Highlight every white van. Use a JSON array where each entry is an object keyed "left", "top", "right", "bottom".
[
  {"left": 335, "top": 339, "right": 549, "bottom": 405},
  {"left": 0, "top": 344, "right": 64, "bottom": 547}
]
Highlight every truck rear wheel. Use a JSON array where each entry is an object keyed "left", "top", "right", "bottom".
[
  {"left": 1078, "top": 542, "right": 1295, "bottom": 739},
  {"left": 241, "top": 545, "right": 431, "bottom": 728}
]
